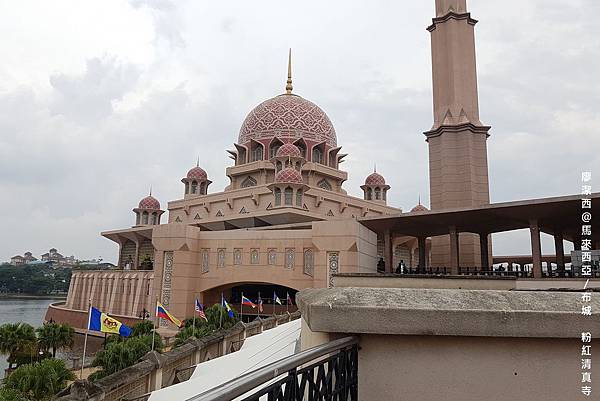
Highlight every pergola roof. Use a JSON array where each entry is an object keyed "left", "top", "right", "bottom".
[{"left": 359, "top": 193, "right": 599, "bottom": 242}]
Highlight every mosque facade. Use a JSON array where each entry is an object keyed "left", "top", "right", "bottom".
[{"left": 51, "top": 0, "right": 490, "bottom": 329}]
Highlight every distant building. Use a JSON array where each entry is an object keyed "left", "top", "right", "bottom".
[
  {"left": 10, "top": 255, "right": 24, "bottom": 265},
  {"left": 10, "top": 251, "right": 38, "bottom": 265},
  {"left": 41, "top": 248, "right": 76, "bottom": 266}
]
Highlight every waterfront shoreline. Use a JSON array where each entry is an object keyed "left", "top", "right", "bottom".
[{"left": 0, "top": 293, "right": 67, "bottom": 300}]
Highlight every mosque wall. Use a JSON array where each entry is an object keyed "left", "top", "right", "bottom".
[{"left": 147, "top": 219, "right": 377, "bottom": 322}]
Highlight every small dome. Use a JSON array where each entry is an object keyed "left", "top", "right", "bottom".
[
  {"left": 138, "top": 195, "right": 160, "bottom": 210},
  {"left": 365, "top": 172, "right": 386, "bottom": 186},
  {"left": 276, "top": 143, "right": 302, "bottom": 158},
  {"left": 275, "top": 167, "right": 303, "bottom": 184},
  {"left": 187, "top": 166, "right": 208, "bottom": 181},
  {"left": 411, "top": 203, "right": 429, "bottom": 212}
]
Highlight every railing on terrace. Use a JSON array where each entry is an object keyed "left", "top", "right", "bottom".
[
  {"left": 396, "top": 265, "right": 600, "bottom": 278},
  {"left": 187, "top": 336, "right": 359, "bottom": 401}
]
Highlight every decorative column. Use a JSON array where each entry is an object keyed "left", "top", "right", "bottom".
[
  {"left": 479, "top": 233, "right": 489, "bottom": 271},
  {"left": 529, "top": 220, "right": 542, "bottom": 278},
  {"left": 554, "top": 231, "right": 565, "bottom": 275},
  {"left": 418, "top": 237, "right": 427, "bottom": 272},
  {"left": 384, "top": 229, "right": 393, "bottom": 273},
  {"left": 449, "top": 226, "right": 459, "bottom": 274}
]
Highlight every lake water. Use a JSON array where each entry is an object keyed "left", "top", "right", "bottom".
[{"left": 0, "top": 297, "right": 57, "bottom": 373}]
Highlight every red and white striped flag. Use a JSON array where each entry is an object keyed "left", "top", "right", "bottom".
[{"left": 195, "top": 299, "right": 208, "bottom": 321}]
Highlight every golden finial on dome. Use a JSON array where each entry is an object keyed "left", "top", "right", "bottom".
[{"left": 286, "top": 48, "right": 293, "bottom": 94}]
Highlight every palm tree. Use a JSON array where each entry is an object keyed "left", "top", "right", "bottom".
[
  {"left": 3, "top": 358, "right": 75, "bottom": 400},
  {"left": 91, "top": 336, "right": 152, "bottom": 379},
  {"left": 36, "top": 323, "right": 74, "bottom": 358},
  {"left": 0, "top": 323, "right": 37, "bottom": 369}
]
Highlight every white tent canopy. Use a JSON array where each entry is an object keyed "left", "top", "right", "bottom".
[{"left": 148, "top": 319, "right": 301, "bottom": 401}]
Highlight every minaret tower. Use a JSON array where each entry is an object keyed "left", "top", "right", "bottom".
[{"left": 425, "top": 0, "right": 491, "bottom": 268}]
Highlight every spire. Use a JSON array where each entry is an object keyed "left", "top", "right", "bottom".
[
  {"left": 149, "top": 185, "right": 152, "bottom": 196},
  {"left": 285, "top": 48, "right": 293, "bottom": 94},
  {"left": 418, "top": 194, "right": 421, "bottom": 205},
  {"left": 196, "top": 156, "right": 199, "bottom": 167},
  {"left": 374, "top": 163, "right": 377, "bottom": 173}
]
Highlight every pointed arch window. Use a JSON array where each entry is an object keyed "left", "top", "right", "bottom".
[
  {"left": 312, "top": 148, "right": 323, "bottom": 164},
  {"left": 296, "top": 189, "right": 303, "bottom": 206},
  {"left": 366, "top": 187, "right": 373, "bottom": 200},
  {"left": 274, "top": 187, "right": 282, "bottom": 206},
  {"left": 191, "top": 181, "right": 198, "bottom": 194},
  {"left": 241, "top": 176, "right": 257, "bottom": 188},
  {"left": 185, "top": 182, "right": 190, "bottom": 194},
  {"left": 318, "top": 179, "right": 332, "bottom": 191},
  {"left": 284, "top": 187, "right": 293, "bottom": 205},
  {"left": 251, "top": 145, "right": 264, "bottom": 162},
  {"left": 375, "top": 187, "right": 381, "bottom": 200},
  {"left": 142, "top": 211, "right": 149, "bottom": 225}
]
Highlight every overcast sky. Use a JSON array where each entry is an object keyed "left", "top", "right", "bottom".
[{"left": 0, "top": 0, "right": 598, "bottom": 263}]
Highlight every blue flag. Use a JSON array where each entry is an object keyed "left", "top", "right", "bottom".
[
  {"left": 88, "top": 307, "right": 132, "bottom": 337},
  {"left": 221, "top": 294, "right": 235, "bottom": 318}
]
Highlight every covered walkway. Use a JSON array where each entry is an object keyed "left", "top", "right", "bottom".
[{"left": 360, "top": 193, "right": 599, "bottom": 278}]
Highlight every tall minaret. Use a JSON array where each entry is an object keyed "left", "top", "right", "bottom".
[{"left": 425, "top": 0, "right": 491, "bottom": 268}]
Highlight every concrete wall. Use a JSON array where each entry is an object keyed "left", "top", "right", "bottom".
[
  {"left": 358, "top": 334, "right": 579, "bottom": 401},
  {"left": 151, "top": 219, "right": 377, "bottom": 321},
  {"left": 297, "top": 287, "right": 599, "bottom": 401},
  {"left": 66, "top": 270, "right": 154, "bottom": 318}
]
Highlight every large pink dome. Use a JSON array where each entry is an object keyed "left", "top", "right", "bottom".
[
  {"left": 138, "top": 195, "right": 160, "bottom": 210},
  {"left": 238, "top": 94, "right": 337, "bottom": 148},
  {"left": 275, "top": 167, "right": 304, "bottom": 184}
]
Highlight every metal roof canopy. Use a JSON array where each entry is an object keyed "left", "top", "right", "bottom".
[{"left": 359, "top": 193, "right": 599, "bottom": 242}]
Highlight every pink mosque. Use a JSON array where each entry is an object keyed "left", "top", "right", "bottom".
[{"left": 47, "top": 0, "right": 534, "bottom": 330}]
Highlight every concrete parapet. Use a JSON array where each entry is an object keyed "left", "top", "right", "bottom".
[{"left": 297, "top": 287, "right": 599, "bottom": 338}]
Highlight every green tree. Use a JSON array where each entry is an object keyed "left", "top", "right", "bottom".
[
  {"left": 90, "top": 336, "right": 155, "bottom": 380},
  {"left": 36, "top": 323, "right": 74, "bottom": 358},
  {"left": 0, "top": 323, "right": 37, "bottom": 369},
  {"left": 131, "top": 320, "right": 154, "bottom": 337},
  {"left": 3, "top": 359, "right": 74, "bottom": 401},
  {"left": 175, "top": 305, "right": 239, "bottom": 347}
]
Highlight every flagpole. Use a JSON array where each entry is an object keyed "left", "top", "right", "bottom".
[
  {"left": 192, "top": 294, "right": 196, "bottom": 335},
  {"left": 219, "top": 293, "right": 223, "bottom": 329},
  {"left": 257, "top": 292, "right": 260, "bottom": 319},
  {"left": 240, "top": 293, "right": 244, "bottom": 322},
  {"left": 80, "top": 299, "right": 91, "bottom": 379},
  {"left": 151, "top": 296, "right": 158, "bottom": 352},
  {"left": 286, "top": 292, "right": 289, "bottom": 314}
]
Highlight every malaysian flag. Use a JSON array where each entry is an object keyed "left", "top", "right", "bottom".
[{"left": 195, "top": 299, "right": 208, "bottom": 321}]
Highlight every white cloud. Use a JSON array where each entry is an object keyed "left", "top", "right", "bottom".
[{"left": 0, "top": 0, "right": 597, "bottom": 261}]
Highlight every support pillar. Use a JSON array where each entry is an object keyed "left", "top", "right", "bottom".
[
  {"left": 134, "top": 241, "right": 140, "bottom": 270},
  {"left": 479, "top": 233, "right": 489, "bottom": 271},
  {"left": 384, "top": 229, "right": 393, "bottom": 273},
  {"left": 554, "top": 231, "right": 565, "bottom": 276},
  {"left": 529, "top": 220, "right": 542, "bottom": 278},
  {"left": 449, "top": 226, "right": 459, "bottom": 274},
  {"left": 418, "top": 237, "right": 427, "bottom": 272}
]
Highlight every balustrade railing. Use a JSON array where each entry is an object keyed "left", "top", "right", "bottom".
[
  {"left": 395, "top": 265, "right": 600, "bottom": 278},
  {"left": 187, "top": 336, "right": 359, "bottom": 401}
]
